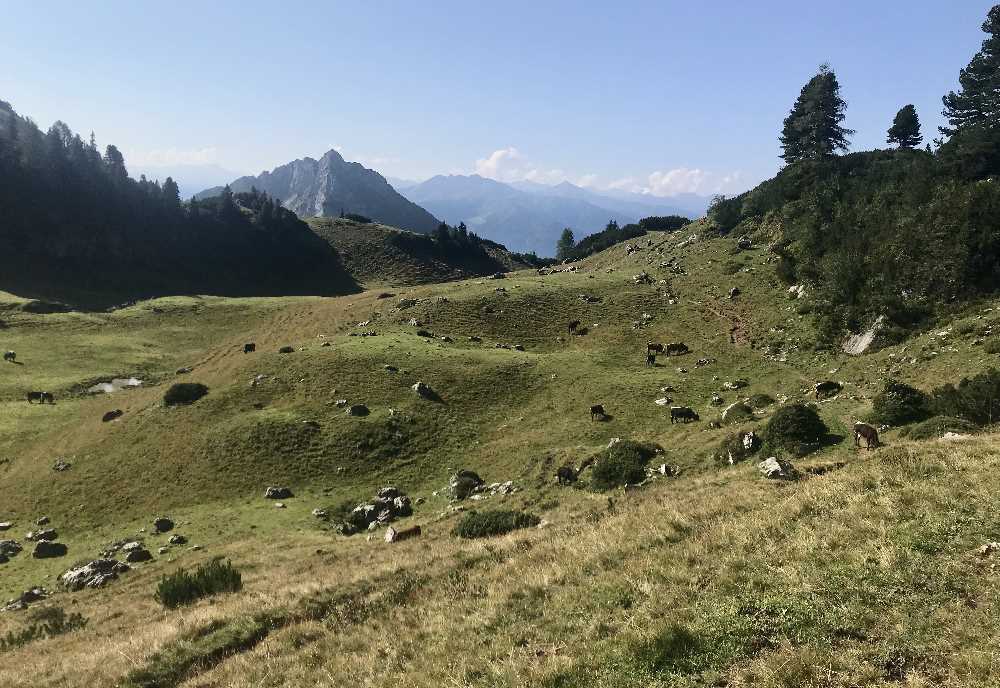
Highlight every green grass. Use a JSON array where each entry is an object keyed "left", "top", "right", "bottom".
[{"left": 6, "top": 225, "right": 1000, "bottom": 686}]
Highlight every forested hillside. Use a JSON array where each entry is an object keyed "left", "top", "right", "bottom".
[
  {"left": 0, "top": 102, "right": 358, "bottom": 307},
  {"left": 708, "top": 9, "right": 1000, "bottom": 345}
]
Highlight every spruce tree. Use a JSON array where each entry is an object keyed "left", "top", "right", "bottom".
[
  {"left": 941, "top": 5, "right": 1000, "bottom": 136},
  {"left": 779, "top": 64, "right": 854, "bottom": 163},
  {"left": 555, "top": 228, "right": 575, "bottom": 260},
  {"left": 887, "top": 105, "right": 923, "bottom": 148}
]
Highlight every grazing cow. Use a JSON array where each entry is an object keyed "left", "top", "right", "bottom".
[
  {"left": 670, "top": 406, "right": 699, "bottom": 424},
  {"left": 665, "top": 342, "right": 689, "bottom": 356},
  {"left": 854, "top": 422, "right": 880, "bottom": 450},
  {"left": 556, "top": 465, "right": 578, "bottom": 485},
  {"left": 647, "top": 342, "right": 665, "bottom": 355},
  {"left": 3, "top": 351, "right": 14, "bottom": 363},
  {"left": 645, "top": 352, "right": 656, "bottom": 367},
  {"left": 27, "top": 391, "right": 54, "bottom": 404},
  {"left": 243, "top": 343, "right": 256, "bottom": 354},
  {"left": 568, "top": 320, "right": 581, "bottom": 334},
  {"left": 590, "top": 404, "right": 606, "bottom": 421},
  {"left": 815, "top": 381, "right": 843, "bottom": 400}
]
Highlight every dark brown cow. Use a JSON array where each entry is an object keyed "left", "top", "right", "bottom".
[
  {"left": 590, "top": 404, "right": 606, "bottom": 421},
  {"left": 647, "top": 342, "right": 665, "bottom": 355},
  {"left": 243, "top": 343, "right": 256, "bottom": 354},
  {"left": 568, "top": 320, "right": 581, "bottom": 334},
  {"left": 670, "top": 406, "right": 699, "bottom": 423},
  {"left": 854, "top": 422, "right": 880, "bottom": 449}
]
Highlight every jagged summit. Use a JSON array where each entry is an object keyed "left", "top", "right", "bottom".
[{"left": 198, "top": 149, "right": 441, "bottom": 234}]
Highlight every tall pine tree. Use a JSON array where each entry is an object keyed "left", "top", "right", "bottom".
[
  {"left": 887, "top": 105, "right": 922, "bottom": 148},
  {"left": 779, "top": 64, "right": 854, "bottom": 163},
  {"left": 941, "top": 5, "right": 1000, "bottom": 136},
  {"left": 555, "top": 228, "right": 575, "bottom": 260}
]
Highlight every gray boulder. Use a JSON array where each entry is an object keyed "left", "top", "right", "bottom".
[
  {"left": 758, "top": 457, "right": 798, "bottom": 481},
  {"left": 60, "top": 559, "right": 130, "bottom": 591},
  {"left": 124, "top": 547, "right": 152, "bottom": 563},
  {"left": 449, "top": 470, "right": 484, "bottom": 500},
  {"left": 32, "top": 540, "right": 68, "bottom": 558}
]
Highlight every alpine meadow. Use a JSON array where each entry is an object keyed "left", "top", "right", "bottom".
[{"left": 6, "top": 3, "right": 1000, "bottom": 687}]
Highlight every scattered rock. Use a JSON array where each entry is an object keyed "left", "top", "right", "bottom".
[
  {"left": 0, "top": 523, "right": 10, "bottom": 531},
  {"left": 312, "top": 508, "right": 329, "bottom": 520},
  {"left": 469, "top": 336, "right": 482, "bottom": 343},
  {"left": 168, "top": 534, "right": 187, "bottom": 545},
  {"left": 723, "top": 379, "right": 749, "bottom": 390},
  {"left": 25, "top": 529, "right": 57, "bottom": 542},
  {"left": 153, "top": 517, "right": 174, "bottom": 533},
  {"left": 978, "top": 541, "right": 1000, "bottom": 556},
  {"left": 758, "top": 457, "right": 798, "bottom": 481},
  {"left": 1, "top": 587, "right": 48, "bottom": 612},
  {"left": 32, "top": 540, "right": 68, "bottom": 558},
  {"left": 265, "top": 486, "right": 293, "bottom": 500},
  {"left": 60, "top": 559, "right": 130, "bottom": 591},
  {"left": 384, "top": 365, "right": 399, "bottom": 373},
  {"left": 176, "top": 367, "right": 193, "bottom": 375},
  {"left": 710, "top": 393, "right": 724, "bottom": 406},
  {"left": 124, "top": 547, "right": 152, "bottom": 563},
  {"left": 36, "top": 516, "right": 50, "bottom": 526},
  {"left": 278, "top": 346, "right": 294, "bottom": 354},
  {"left": 449, "top": 470, "right": 485, "bottom": 500},
  {"left": 0, "top": 540, "right": 23, "bottom": 561},
  {"left": 52, "top": 458, "right": 72, "bottom": 472},
  {"left": 340, "top": 486, "right": 413, "bottom": 535},
  {"left": 158, "top": 547, "right": 169, "bottom": 555},
  {"left": 334, "top": 399, "right": 348, "bottom": 408}
]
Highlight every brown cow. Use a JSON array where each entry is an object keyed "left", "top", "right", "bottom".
[
  {"left": 854, "top": 422, "right": 879, "bottom": 449},
  {"left": 647, "top": 342, "right": 665, "bottom": 355},
  {"left": 590, "top": 404, "right": 606, "bottom": 421}
]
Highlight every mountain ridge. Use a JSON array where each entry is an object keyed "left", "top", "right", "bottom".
[{"left": 198, "top": 149, "right": 441, "bottom": 234}]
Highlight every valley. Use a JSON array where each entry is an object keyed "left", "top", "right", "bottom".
[{"left": 2, "top": 225, "right": 999, "bottom": 687}]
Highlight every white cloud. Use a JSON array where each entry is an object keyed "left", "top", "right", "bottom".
[
  {"left": 474, "top": 147, "right": 584, "bottom": 186},
  {"left": 128, "top": 147, "right": 218, "bottom": 167}
]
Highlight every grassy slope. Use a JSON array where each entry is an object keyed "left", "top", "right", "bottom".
[
  {"left": 1, "top": 225, "right": 999, "bottom": 686},
  {"left": 308, "top": 216, "right": 532, "bottom": 287}
]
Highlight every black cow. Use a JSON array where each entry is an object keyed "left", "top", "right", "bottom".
[
  {"left": 647, "top": 342, "right": 665, "bottom": 355},
  {"left": 665, "top": 342, "right": 689, "bottom": 356},
  {"left": 568, "top": 320, "right": 581, "bottom": 334},
  {"left": 243, "top": 343, "right": 256, "bottom": 354},
  {"left": 3, "top": 351, "right": 14, "bottom": 363},
  {"left": 670, "top": 406, "right": 699, "bottom": 423},
  {"left": 27, "top": 391, "right": 54, "bottom": 404},
  {"left": 556, "top": 465, "right": 578, "bottom": 485},
  {"left": 590, "top": 404, "right": 606, "bottom": 421},
  {"left": 645, "top": 352, "right": 656, "bottom": 367}
]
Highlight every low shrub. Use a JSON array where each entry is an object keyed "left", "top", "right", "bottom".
[
  {"left": 763, "top": 404, "right": 827, "bottom": 456},
  {"left": 155, "top": 558, "right": 242, "bottom": 608},
  {"left": 0, "top": 606, "right": 87, "bottom": 652},
  {"left": 722, "top": 402, "right": 754, "bottom": 425},
  {"left": 870, "top": 380, "right": 929, "bottom": 426},
  {"left": 589, "top": 440, "right": 660, "bottom": 491},
  {"left": 721, "top": 260, "right": 743, "bottom": 275},
  {"left": 748, "top": 393, "right": 775, "bottom": 409},
  {"left": 452, "top": 510, "right": 540, "bottom": 539},
  {"left": 900, "top": 416, "right": 979, "bottom": 440},
  {"left": 343, "top": 213, "right": 373, "bottom": 224},
  {"left": 984, "top": 339, "right": 1000, "bottom": 354},
  {"left": 163, "top": 382, "right": 209, "bottom": 406},
  {"left": 713, "top": 432, "right": 758, "bottom": 466},
  {"left": 929, "top": 368, "right": 1000, "bottom": 424}
]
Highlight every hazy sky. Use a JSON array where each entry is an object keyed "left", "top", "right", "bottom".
[{"left": 1, "top": 1, "right": 994, "bottom": 197}]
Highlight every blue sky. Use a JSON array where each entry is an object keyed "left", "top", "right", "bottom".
[{"left": 1, "top": 1, "right": 994, "bottom": 197}]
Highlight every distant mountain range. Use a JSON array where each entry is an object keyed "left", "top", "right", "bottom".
[
  {"left": 197, "top": 150, "right": 440, "bottom": 234},
  {"left": 398, "top": 175, "right": 710, "bottom": 256}
]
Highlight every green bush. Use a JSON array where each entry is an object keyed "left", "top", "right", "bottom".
[
  {"left": 763, "top": 404, "right": 827, "bottom": 456},
  {"left": 721, "top": 260, "right": 743, "bottom": 275},
  {"left": 589, "top": 440, "right": 659, "bottom": 491},
  {"left": 452, "top": 510, "right": 540, "bottom": 539},
  {"left": 901, "top": 415, "right": 979, "bottom": 440},
  {"left": 984, "top": 339, "right": 1000, "bottom": 354},
  {"left": 713, "top": 432, "right": 758, "bottom": 466},
  {"left": 871, "top": 380, "right": 929, "bottom": 426},
  {"left": 155, "top": 558, "right": 242, "bottom": 608},
  {"left": 163, "top": 382, "right": 209, "bottom": 406},
  {"left": 722, "top": 402, "right": 754, "bottom": 425},
  {"left": 0, "top": 606, "right": 87, "bottom": 652},
  {"left": 955, "top": 321, "right": 976, "bottom": 336},
  {"left": 748, "top": 393, "right": 775, "bottom": 409},
  {"left": 929, "top": 368, "right": 1000, "bottom": 424}
]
